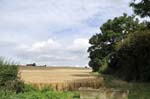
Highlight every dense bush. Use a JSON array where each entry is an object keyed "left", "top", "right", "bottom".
[
  {"left": 0, "top": 58, "right": 24, "bottom": 92},
  {"left": 108, "top": 30, "right": 150, "bottom": 81}
]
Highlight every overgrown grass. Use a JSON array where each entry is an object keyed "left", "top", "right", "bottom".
[
  {"left": 0, "top": 83, "right": 80, "bottom": 99},
  {"left": 102, "top": 74, "right": 150, "bottom": 99},
  {"left": 0, "top": 88, "right": 80, "bottom": 99}
]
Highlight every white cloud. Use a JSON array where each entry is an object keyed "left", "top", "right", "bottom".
[
  {"left": 16, "top": 38, "right": 90, "bottom": 66},
  {"left": 0, "top": 0, "right": 133, "bottom": 66},
  {"left": 17, "top": 39, "right": 61, "bottom": 52},
  {"left": 67, "top": 38, "right": 90, "bottom": 52}
]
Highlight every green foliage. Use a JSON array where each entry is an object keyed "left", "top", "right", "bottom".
[
  {"left": 0, "top": 60, "right": 18, "bottom": 84},
  {"left": 103, "top": 74, "right": 150, "bottom": 99},
  {"left": 99, "top": 58, "right": 108, "bottom": 73},
  {"left": 130, "top": 0, "right": 150, "bottom": 18},
  {"left": 22, "top": 84, "right": 39, "bottom": 92},
  {"left": 0, "top": 58, "right": 25, "bottom": 92},
  {"left": 111, "top": 30, "right": 150, "bottom": 81},
  {"left": 0, "top": 90, "right": 16, "bottom": 99},
  {"left": 0, "top": 87, "right": 80, "bottom": 99},
  {"left": 88, "top": 14, "right": 145, "bottom": 72},
  {"left": 89, "top": 58, "right": 102, "bottom": 72}
]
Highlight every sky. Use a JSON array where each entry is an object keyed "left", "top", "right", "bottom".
[{"left": 0, "top": 0, "right": 133, "bottom": 66}]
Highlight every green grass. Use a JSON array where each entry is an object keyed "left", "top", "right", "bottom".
[
  {"left": 0, "top": 88, "right": 80, "bottom": 99},
  {"left": 102, "top": 74, "right": 150, "bottom": 99},
  {"left": 90, "top": 72, "right": 99, "bottom": 76},
  {"left": 0, "top": 83, "right": 80, "bottom": 99}
]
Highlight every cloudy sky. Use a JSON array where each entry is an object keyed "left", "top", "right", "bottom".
[{"left": 0, "top": 0, "right": 133, "bottom": 66}]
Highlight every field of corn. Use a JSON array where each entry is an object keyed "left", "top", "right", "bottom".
[{"left": 19, "top": 66, "right": 104, "bottom": 91}]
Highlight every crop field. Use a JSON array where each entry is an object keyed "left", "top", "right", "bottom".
[{"left": 19, "top": 66, "right": 103, "bottom": 91}]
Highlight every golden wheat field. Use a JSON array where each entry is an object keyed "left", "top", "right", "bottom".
[{"left": 19, "top": 66, "right": 104, "bottom": 91}]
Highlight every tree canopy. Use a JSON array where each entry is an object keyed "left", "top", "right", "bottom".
[
  {"left": 130, "top": 0, "right": 150, "bottom": 18},
  {"left": 88, "top": 0, "right": 150, "bottom": 82},
  {"left": 112, "top": 30, "right": 150, "bottom": 81},
  {"left": 88, "top": 14, "right": 145, "bottom": 72}
]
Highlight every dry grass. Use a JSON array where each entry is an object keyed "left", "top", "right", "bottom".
[{"left": 19, "top": 66, "right": 103, "bottom": 91}]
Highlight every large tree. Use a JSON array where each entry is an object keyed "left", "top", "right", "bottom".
[
  {"left": 130, "top": 0, "right": 150, "bottom": 28},
  {"left": 88, "top": 14, "right": 145, "bottom": 72},
  {"left": 130, "top": 0, "right": 150, "bottom": 18},
  {"left": 113, "top": 30, "right": 150, "bottom": 81}
]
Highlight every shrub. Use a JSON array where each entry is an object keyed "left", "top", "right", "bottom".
[
  {"left": 0, "top": 58, "right": 24, "bottom": 92},
  {"left": 109, "top": 30, "right": 150, "bottom": 81}
]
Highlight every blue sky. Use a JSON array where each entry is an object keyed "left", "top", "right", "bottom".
[{"left": 0, "top": 0, "right": 133, "bottom": 66}]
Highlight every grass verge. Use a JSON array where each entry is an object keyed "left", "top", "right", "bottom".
[{"left": 102, "top": 74, "right": 150, "bottom": 99}]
